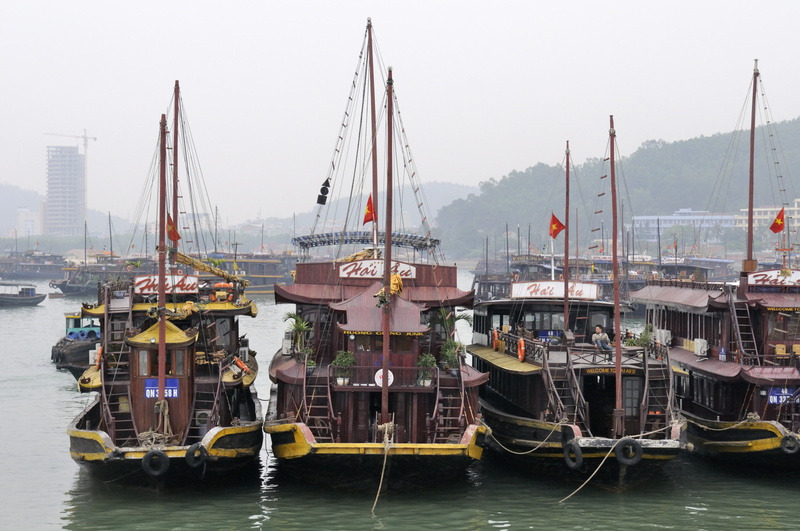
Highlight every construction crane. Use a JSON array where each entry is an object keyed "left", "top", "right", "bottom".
[{"left": 44, "top": 130, "right": 97, "bottom": 221}]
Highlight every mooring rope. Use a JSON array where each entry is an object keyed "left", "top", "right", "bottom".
[
  {"left": 371, "top": 418, "right": 395, "bottom": 515},
  {"left": 559, "top": 422, "right": 681, "bottom": 503},
  {"left": 487, "top": 419, "right": 570, "bottom": 455}
]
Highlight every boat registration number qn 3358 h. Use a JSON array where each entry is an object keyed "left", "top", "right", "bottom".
[{"left": 144, "top": 378, "right": 179, "bottom": 398}]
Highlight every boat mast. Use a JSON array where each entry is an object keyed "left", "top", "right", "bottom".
[
  {"left": 171, "top": 80, "right": 180, "bottom": 272},
  {"left": 563, "top": 141, "right": 570, "bottom": 326},
  {"left": 108, "top": 212, "right": 113, "bottom": 258},
  {"left": 367, "top": 18, "right": 380, "bottom": 250},
  {"left": 609, "top": 115, "right": 624, "bottom": 437},
  {"left": 744, "top": 60, "right": 759, "bottom": 273},
  {"left": 157, "top": 114, "right": 168, "bottom": 403},
  {"left": 380, "top": 67, "right": 395, "bottom": 425}
]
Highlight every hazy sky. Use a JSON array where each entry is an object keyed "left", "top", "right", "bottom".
[{"left": 3, "top": 1, "right": 800, "bottom": 225}]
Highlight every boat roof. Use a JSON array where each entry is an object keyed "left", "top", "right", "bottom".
[
  {"left": 0, "top": 281, "right": 36, "bottom": 287},
  {"left": 275, "top": 281, "right": 473, "bottom": 308},
  {"left": 330, "top": 281, "right": 429, "bottom": 334},
  {"left": 126, "top": 320, "right": 198, "bottom": 347},
  {"left": 630, "top": 284, "right": 728, "bottom": 312},
  {"left": 671, "top": 346, "right": 800, "bottom": 384},
  {"left": 744, "top": 291, "right": 800, "bottom": 310}
]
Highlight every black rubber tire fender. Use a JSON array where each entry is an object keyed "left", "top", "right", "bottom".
[
  {"left": 142, "top": 449, "right": 170, "bottom": 478},
  {"left": 184, "top": 443, "right": 208, "bottom": 468},
  {"left": 615, "top": 438, "right": 643, "bottom": 466},
  {"left": 564, "top": 439, "right": 583, "bottom": 470},
  {"left": 781, "top": 434, "right": 800, "bottom": 455}
]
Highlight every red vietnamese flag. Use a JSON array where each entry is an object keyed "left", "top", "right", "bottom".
[
  {"left": 363, "top": 194, "right": 376, "bottom": 225},
  {"left": 770, "top": 207, "right": 785, "bottom": 233},
  {"left": 167, "top": 213, "right": 182, "bottom": 242},
  {"left": 549, "top": 213, "right": 565, "bottom": 239}
]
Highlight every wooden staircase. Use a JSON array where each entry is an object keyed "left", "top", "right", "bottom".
[
  {"left": 303, "top": 374, "right": 334, "bottom": 443},
  {"left": 643, "top": 365, "right": 671, "bottom": 434},
  {"left": 730, "top": 297, "right": 759, "bottom": 360},
  {"left": 434, "top": 374, "right": 465, "bottom": 443}
]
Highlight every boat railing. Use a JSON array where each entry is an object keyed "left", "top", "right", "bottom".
[{"left": 332, "top": 364, "right": 442, "bottom": 389}]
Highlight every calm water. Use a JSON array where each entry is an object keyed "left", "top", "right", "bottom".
[{"left": 3, "top": 273, "right": 799, "bottom": 530}]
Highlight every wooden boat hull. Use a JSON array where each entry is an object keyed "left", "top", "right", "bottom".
[
  {"left": 265, "top": 421, "right": 488, "bottom": 490},
  {"left": 683, "top": 413, "right": 800, "bottom": 468},
  {"left": 0, "top": 294, "right": 46, "bottom": 306},
  {"left": 481, "top": 400, "right": 683, "bottom": 491},
  {"left": 67, "top": 394, "right": 263, "bottom": 486}
]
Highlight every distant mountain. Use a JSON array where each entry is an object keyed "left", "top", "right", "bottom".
[{"left": 435, "top": 117, "right": 800, "bottom": 258}]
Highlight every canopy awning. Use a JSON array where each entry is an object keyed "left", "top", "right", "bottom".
[{"left": 630, "top": 284, "right": 727, "bottom": 313}]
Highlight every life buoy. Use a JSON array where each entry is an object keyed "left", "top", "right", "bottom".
[
  {"left": 126, "top": 265, "right": 132, "bottom": 272},
  {"left": 211, "top": 282, "right": 233, "bottom": 302},
  {"left": 67, "top": 331, "right": 79, "bottom": 340},
  {"left": 142, "top": 449, "right": 170, "bottom": 478},
  {"left": 517, "top": 338, "right": 526, "bottom": 362},
  {"left": 615, "top": 438, "right": 643, "bottom": 466},
  {"left": 564, "top": 439, "right": 583, "bottom": 470},
  {"left": 234, "top": 356, "right": 251, "bottom": 374},
  {"left": 492, "top": 329, "right": 499, "bottom": 351},
  {"left": 559, "top": 274, "right": 564, "bottom": 280},
  {"left": 78, "top": 330, "right": 88, "bottom": 340},
  {"left": 513, "top": 273, "right": 519, "bottom": 281},
  {"left": 94, "top": 346, "right": 103, "bottom": 370},
  {"left": 780, "top": 434, "right": 800, "bottom": 455},
  {"left": 184, "top": 443, "right": 208, "bottom": 468},
  {"left": 177, "top": 269, "right": 184, "bottom": 275}
]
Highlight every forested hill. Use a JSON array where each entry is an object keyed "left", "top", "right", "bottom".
[{"left": 434, "top": 117, "right": 800, "bottom": 259}]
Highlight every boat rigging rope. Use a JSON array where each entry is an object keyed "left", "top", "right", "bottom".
[
  {"left": 371, "top": 417, "right": 395, "bottom": 516},
  {"left": 138, "top": 399, "right": 178, "bottom": 446}
]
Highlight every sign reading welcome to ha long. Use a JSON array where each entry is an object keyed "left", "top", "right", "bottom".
[
  {"left": 511, "top": 281, "right": 598, "bottom": 300},
  {"left": 338, "top": 260, "right": 416, "bottom": 279}
]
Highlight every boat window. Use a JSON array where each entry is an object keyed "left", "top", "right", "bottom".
[
  {"left": 213, "top": 318, "right": 232, "bottom": 350},
  {"left": 171, "top": 349, "right": 185, "bottom": 376},
  {"left": 355, "top": 335, "right": 372, "bottom": 352},
  {"left": 138, "top": 349, "right": 149, "bottom": 376},
  {"left": 392, "top": 335, "right": 414, "bottom": 353},
  {"left": 623, "top": 377, "right": 641, "bottom": 416}
]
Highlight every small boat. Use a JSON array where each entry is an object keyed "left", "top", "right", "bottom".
[
  {"left": 0, "top": 281, "right": 46, "bottom": 306},
  {"left": 67, "top": 81, "right": 262, "bottom": 486},
  {"left": 51, "top": 311, "right": 101, "bottom": 378},
  {"left": 469, "top": 133, "right": 684, "bottom": 491},
  {"left": 264, "top": 19, "right": 489, "bottom": 491},
  {"left": 631, "top": 61, "right": 800, "bottom": 469}
]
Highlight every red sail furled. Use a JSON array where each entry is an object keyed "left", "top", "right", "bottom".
[
  {"left": 363, "top": 194, "right": 376, "bottom": 225},
  {"left": 167, "top": 213, "right": 182, "bottom": 242},
  {"left": 770, "top": 207, "right": 785, "bottom": 233},
  {"left": 549, "top": 213, "right": 565, "bottom": 239}
]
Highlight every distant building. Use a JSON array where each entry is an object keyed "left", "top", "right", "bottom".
[
  {"left": 15, "top": 208, "right": 42, "bottom": 238},
  {"left": 631, "top": 208, "right": 735, "bottom": 242},
  {"left": 734, "top": 198, "right": 800, "bottom": 231},
  {"left": 43, "top": 146, "right": 85, "bottom": 236}
]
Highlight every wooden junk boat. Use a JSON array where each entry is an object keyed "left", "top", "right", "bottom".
[
  {"left": 264, "top": 19, "right": 489, "bottom": 490},
  {"left": 67, "top": 83, "right": 262, "bottom": 485},
  {"left": 469, "top": 131, "right": 684, "bottom": 491},
  {"left": 631, "top": 61, "right": 800, "bottom": 469}
]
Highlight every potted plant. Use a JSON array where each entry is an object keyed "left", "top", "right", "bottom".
[
  {"left": 417, "top": 352, "right": 436, "bottom": 386},
  {"left": 283, "top": 312, "right": 311, "bottom": 360},
  {"left": 440, "top": 339, "right": 460, "bottom": 376},
  {"left": 302, "top": 348, "right": 316, "bottom": 377},
  {"left": 332, "top": 350, "right": 355, "bottom": 385}
]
